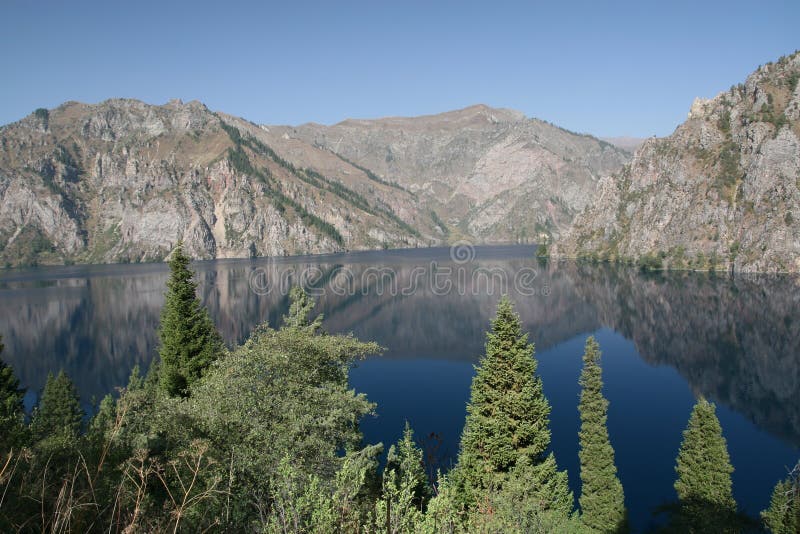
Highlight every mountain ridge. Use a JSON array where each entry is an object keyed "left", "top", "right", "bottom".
[
  {"left": 0, "top": 100, "right": 629, "bottom": 266},
  {"left": 554, "top": 50, "right": 800, "bottom": 273},
  {"left": 268, "top": 104, "right": 629, "bottom": 244}
]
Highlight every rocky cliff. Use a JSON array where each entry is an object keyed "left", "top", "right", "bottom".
[
  {"left": 268, "top": 105, "right": 630, "bottom": 244},
  {"left": 0, "top": 100, "right": 630, "bottom": 267},
  {"left": 0, "top": 99, "right": 431, "bottom": 266},
  {"left": 555, "top": 51, "right": 800, "bottom": 273}
]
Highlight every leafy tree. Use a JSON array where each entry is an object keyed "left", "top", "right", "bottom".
[
  {"left": 157, "top": 242, "right": 223, "bottom": 396},
  {"left": 181, "top": 287, "right": 383, "bottom": 529},
  {"left": 761, "top": 462, "right": 799, "bottom": 534},
  {"left": 283, "top": 285, "right": 322, "bottom": 332},
  {"left": 267, "top": 448, "right": 381, "bottom": 533},
  {"left": 578, "top": 336, "right": 627, "bottom": 533},
  {"left": 452, "top": 295, "right": 572, "bottom": 518},
  {"left": 423, "top": 461, "right": 584, "bottom": 534},
  {"left": 673, "top": 398, "right": 737, "bottom": 532},
  {"left": 536, "top": 242, "right": 549, "bottom": 259},
  {"left": 0, "top": 336, "right": 26, "bottom": 450}
]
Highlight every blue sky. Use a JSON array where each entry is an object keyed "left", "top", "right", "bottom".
[{"left": 1, "top": 0, "right": 797, "bottom": 137}]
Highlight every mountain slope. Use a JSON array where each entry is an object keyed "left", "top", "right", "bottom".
[
  {"left": 0, "top": 100, "right": 631, "bottom": 266},
  {"left": 0, "top": 99, "right": 426, "bottom": 266},
  {"left": 266, "top": 104, "right": 631, "bottom": 243},
  {"left": 555, "top": 51, "right": 800, "bottom": 273}
]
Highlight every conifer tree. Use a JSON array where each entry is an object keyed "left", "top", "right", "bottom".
[
  {"left": 31, "top": 370, "right": 84, "bottom": 443},
  {"left": 0, "top": 336, "right": 26, "bottom": 450},
  {"left": 453, "top": 295, "right": 571, "bottom": 515},
  {"left": 673, "top": 398, "right": 737, "bottom": 532},
  {"left": 378, "top": 422, "right": 431, "bottom": 532},
  {"left": 157, "top": 242, "right": 223, "bottom": 396},
  {"left": 578, "top": 336, "right": 627, "bottom": 533},
  {"left": 385, "top": 421, "right": 432, "bottom": 510},
  {"left": 761, "top": 462, "right": 799, "bottom": 534}
]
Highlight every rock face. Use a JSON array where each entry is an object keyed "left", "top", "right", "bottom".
[
  {"left": 0, "top": 99, "right": 429, "bottom": 266},
  {"left": 555, "top": 51, "right": 800, "bottom": 273},
  {"left": 0, "top": 101, "right": 630, "bottom": 266},
  {"left": 267, "top": 105, "right": 630, "bottom": 243}
]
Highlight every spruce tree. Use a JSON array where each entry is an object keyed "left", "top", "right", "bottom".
[
  {"left": 31, "top": 370, "right": 84, "bottom": 443},
  {"left": 673, "top": 398, "right": 737, "bottom": 532},
  {"left": 453, "top": 295, "right": 571, "bottom": 515},
  {"left": 157, "top": 242, "right": 223, "bottom": 396},
  {"left": 385, "top": 421, "right": 433, "bottom": 510},
  {"left": 0, "top": 336, "right": 26, "bottom": 450},
  {"left": 0, "top": 335, "right": 24, "bottom": 421},
  {"left": 378, "top": 422, "right": 432, "bottom": 532},
  {"left": 578, "top": 336, "right": 627, "bottom": 533},
  {"left": 761, "top": 462, "right": 799, "bottom": 534}
]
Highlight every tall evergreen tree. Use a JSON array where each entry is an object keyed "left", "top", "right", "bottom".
[
  {"left": 761, "top": 462, "right": 800, "bottom": 534},
  {"left": 378, "top": 422, "right": 432, "bottom": 533},
  {"left": 0, "top": 336, "right": 26, "bottom": 450},
  {"left": 30, "top": 370, "right": 84, "bottom": 443},
  {"left": 578, "top": 336, "right": 627, "bottom": 533},
  {"left": 385, "top": 421, "right": 433, "bottom": 510},
  {"left": 453, "top": 295, "right": 571, "bottom": 516},
  {"left": 673, "top": 398, "right": 737, "bottom": 532},
  {"left": 157, "top": 242, "right": 224, "bottom": 396}
]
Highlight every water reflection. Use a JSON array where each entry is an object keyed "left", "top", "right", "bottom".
[
  {"left": 0, "top": 247, "right": 797, "bottom": 449},
  {"left": 565, "top": 263, "right": 800, "bottom": 446}
]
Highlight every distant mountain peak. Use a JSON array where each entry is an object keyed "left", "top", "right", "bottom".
[
  {"left": 330, "top": 104, "right": 526, "bottom": 128},
  {"left": 599, "top": 136, "right": 647, "bottom": 153}
]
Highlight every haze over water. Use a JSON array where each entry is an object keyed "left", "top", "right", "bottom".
[{"left": 0, "top": 245, "right": 797, "bottom": 531}]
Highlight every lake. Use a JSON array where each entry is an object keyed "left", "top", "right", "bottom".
[{"left": 0, "top": 245, "right": 797, "bottom": 531}]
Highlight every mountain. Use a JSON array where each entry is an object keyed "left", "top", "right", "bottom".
[
  {"left": 267, "top": 104, "right": 630, "bottom": 243},
  {"left": 0, "top": 101, "right": 630, "bottom": 266},
  {"left": 0, "top": 99, "right": 432, "bottom": 266},
  {"left": 600, "top": 136, "right": 646, "bottom": 153},
  {"left": 555, "top": 51, "right": 800, "bottom": 273}
]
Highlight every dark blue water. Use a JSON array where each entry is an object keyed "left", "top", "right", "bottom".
[{"left": 0, "top": 246, "right": 797, "bottom": 531}]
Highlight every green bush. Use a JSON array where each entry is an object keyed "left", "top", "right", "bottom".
[{"left": 637, "top": 253, "right": 663, "bottom": 271}]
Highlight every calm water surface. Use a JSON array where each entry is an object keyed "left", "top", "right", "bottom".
[{"left": 0, "top": 245, "right": 797, "bottom": 531}]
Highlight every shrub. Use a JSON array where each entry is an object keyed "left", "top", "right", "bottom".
[{"left": 637, "top": 253, "right": 663, "bottom": 271}]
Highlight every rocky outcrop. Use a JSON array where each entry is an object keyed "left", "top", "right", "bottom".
[
  {"left": 555, "top": 51, "right": 800, "bottom": 273},
  {"left": 0, "top": 99, "right": 428, "bottom": 266}
]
